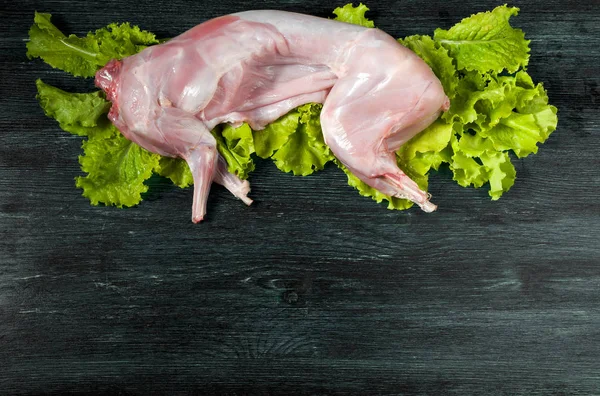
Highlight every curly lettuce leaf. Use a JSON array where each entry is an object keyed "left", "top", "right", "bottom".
[
  {"left": 484, "top": 109, "right": 557, "bottom": 158},
  {"left": 76, "top": 133, "right": 160, "bottom": 207},
  {"left": 212, "top": 123, "right": 255, "bottom": 180},
  {"left": 399, "top": 35, "right": 459, "bottom": 98},
  {"left": 483, "top": 73, "right": 558, "bottom": 158},
  {"left": 27, "top": 12, "right": 101, "bottom": 77},
  {"left": 253, "top": 111, "right": 300, "bottom": 159},
  {"left": 36, "top": 75, "right": 167, "bottom": 207},
  {"left": 155, "top": 157, "right": 193, "bottom": 188},
  {"left": 92, "top": 22, "right": 159, "bottom": 63},
  {"left": 333, "top": 3, "right": 375, "bottom": 28},
  {"left": 449, "top": 131, "right": 517, "bottom": 200},
  {"left": 27, "top": 12, "right": 157, "bottom": 77},
  {"left": 450, "top": 134, "right": 483, "bottom": 188},
  {"left": 443, "top": 71, "right": 495, "bottom": 125},
  {"left": 481, "top": 150, "right": 516, "bottom": 200},
  {"left": 433, "top": 5, "right": 530, "bottom": 74},
  {"left": 271, "top": 103, "right": 334, "bottom": 176},
  {"left": 398, "top": 119, "right": 454, "bottom": 173},
  {"left": 447, "top": 71, "right": 558, "bottom": 158},
  {"left": 35, "top": 79, "right": 116, "bottom": 139}
]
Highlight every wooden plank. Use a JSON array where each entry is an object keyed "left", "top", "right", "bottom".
[{"left": 1, "top": 0, "right": 599, "bottom": 394}]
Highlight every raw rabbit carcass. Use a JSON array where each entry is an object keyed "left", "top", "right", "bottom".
[{"left": 95, "top": 10, "right": 450, "bottom": 222}]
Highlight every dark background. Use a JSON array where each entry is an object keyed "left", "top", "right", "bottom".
[{"left": 2, "top": 0, "right": 599, "bottom": 394}]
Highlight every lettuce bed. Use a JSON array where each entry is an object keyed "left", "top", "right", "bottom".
[{"left": 28, "top": 4, "right": 557, "bottom": 211}]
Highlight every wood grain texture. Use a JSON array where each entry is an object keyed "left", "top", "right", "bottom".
[{"left": 1, "top": 0, "right": 599, "bottom": 394}]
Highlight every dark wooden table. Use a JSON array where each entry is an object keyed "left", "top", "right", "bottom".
[{"left": 2, "top": 0, "right": 599, "bottom": 394}]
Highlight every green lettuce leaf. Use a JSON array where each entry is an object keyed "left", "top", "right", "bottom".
[
  {"left": 27, "top": 12, "right": 102, "bottom": 77},
  {"left": 399, "top": 35, "right": 459, "bottom": 98},
  {"left": 449, "top": 131, "right": 517, "bottom": 200},
  {"left": 27, "top": 12, "right": 157, "bottom": 77},
  {"left": 36, "top": 79, "right": 164, "bottom": 206},
  {"left": 447, "top": 70, "right": 558, "bottom": 160},
  {"left": 484, "top": 109, "right": 557, "bottom": 158},
  {"left": 397, "top": 119, "right": 454, "bottom": 175},
  {"left": 155, "top": 157, "right": 193, "bottom": 188},
  {"left": 271, "top": 103, "right": 334, "bottom": 176},
  {"left": 443, "top": 71, "right": 494, "bottom": 125},
  {"left": 481, "top": 150, "right": 516, "bottom": 200},
  {"left": 92, "top": 22, "right": 159, "bottom": 64},
  {"left": 76, "top": 133, "right": 160, "bottom": 207},
  {"left": 333, "top": 3, "right": 375, "bottom": 28},
  {"left": 433, "top": 5, "right": 530, "bottom": 74},
  {"left": 212, "top": 123, "right": 255, "bottom": 180},
  {"left": 253, "top": 111, "right": 300, "bottom": 159},
  {"left": 35, "top": 79, "right": 114, "bottom": 138},
  {"left": 482, "top": 72, "right": 558, "bottom": 158},
  {"left": 449, "top": 133, "right": 488, "bottom": 189}
]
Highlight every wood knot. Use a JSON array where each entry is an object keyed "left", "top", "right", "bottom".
[{"left": 283, "top": 290, "right": 299, "bottom": 304}]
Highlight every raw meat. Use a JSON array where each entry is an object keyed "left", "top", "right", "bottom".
[{"left": 95, "top": 10, "right": 450, "bottom": 222}]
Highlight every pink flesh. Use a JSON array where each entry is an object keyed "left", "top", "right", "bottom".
[{"left": 95, "top": 10, "right": 449, "bottom": 221}]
